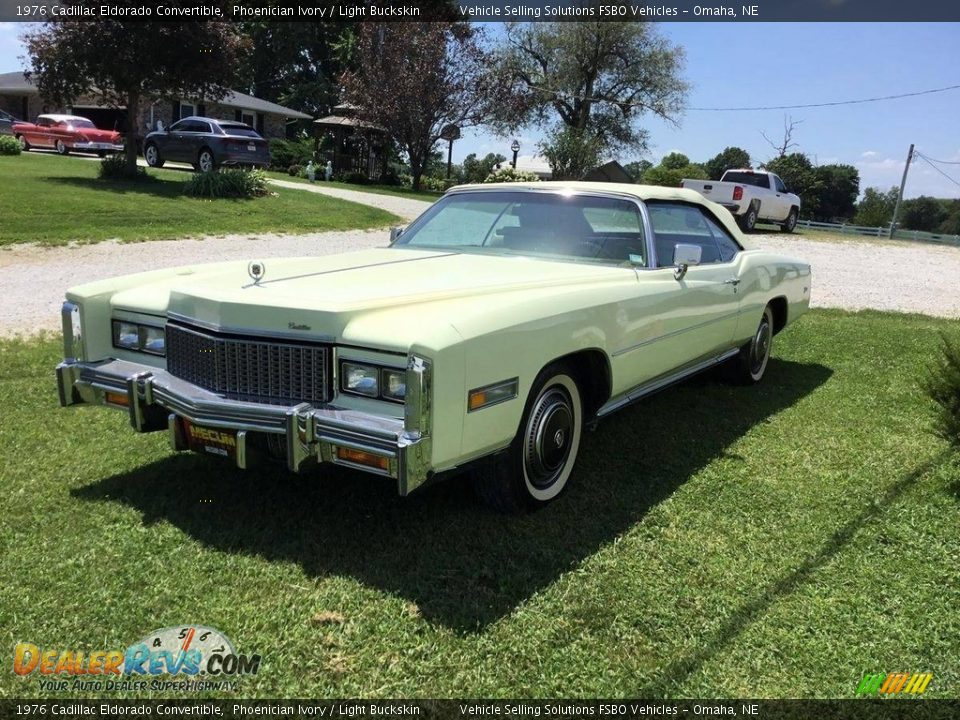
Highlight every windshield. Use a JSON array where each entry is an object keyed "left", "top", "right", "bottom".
[{"left": 394, "top": 191, "right": 647, "bottom": 265}]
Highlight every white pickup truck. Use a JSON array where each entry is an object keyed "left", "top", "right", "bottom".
[{"left": 682, "top": 169, "right": 801, "bottom": 233}]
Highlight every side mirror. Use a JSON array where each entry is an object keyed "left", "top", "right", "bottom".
[
  {"left": 389, "top": 226, "right": 404, "bottom": 243},
  {"left": 673, "top": 243, "right": 702, "bottom": 280}
]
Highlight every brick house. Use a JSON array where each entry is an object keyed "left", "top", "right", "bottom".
[{"left": 0, "top": 71, "right": 310, "bottom": 139}]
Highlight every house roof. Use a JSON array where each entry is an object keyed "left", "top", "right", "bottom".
[{"left": 0, "top": 71, "right": 311, "bottom": 120}]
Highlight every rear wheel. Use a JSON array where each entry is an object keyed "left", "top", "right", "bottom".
[
  {"left": 730, "top": 305, "right": 774, "bottom": 384},
  {"left": 55, "top": 139, "right": 69, "bottom": 155},
  {"left": 472, "top": 365, "right": 583, "bottom": 512},
  {"left": 738, "top": 206, "right": 758, "bottom": 232},
  {"left": 197, "top": 148, "right": 216, "bottom": 173},
  {"left": 781, "top": 207, "right": 798, "bottom": 233}
]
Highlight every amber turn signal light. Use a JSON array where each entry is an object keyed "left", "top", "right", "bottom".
[{"left": 336, "top": 447, "right": 390, "bottom": 472}]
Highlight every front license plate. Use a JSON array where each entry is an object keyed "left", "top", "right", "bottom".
[
  {"left": 184, "top": 420, "right": 237, "bottom": 460},
  {"left": 247, "top": 144, "right": 255, "bottom": 152}
]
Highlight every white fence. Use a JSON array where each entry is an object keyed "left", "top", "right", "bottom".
[{"left": 795, "top": 219, "right": 960, "bottom": 246}]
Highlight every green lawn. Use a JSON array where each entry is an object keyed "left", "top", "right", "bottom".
[
  {"left": 266, "top": 170, "right": 443, "bottom": 202},
  {"left": 1, "top": 310, "right": 958, "bottom": 699},
  {"left": 0, "top": 154, "right": 400, "bottom": 246}
]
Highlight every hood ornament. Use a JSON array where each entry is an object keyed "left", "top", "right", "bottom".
[{"left": 247, "top": 261, "right": 266, "bottom": 285}]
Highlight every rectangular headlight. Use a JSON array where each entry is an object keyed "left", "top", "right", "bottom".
[
  {"left": 143, "top": 325, "right": 165, "bottom": 355},
  {"left": 341, "top": 362, "right": 379, "bottom": 397},
  {"left": 381, "top": 368, "right": 406, "bottom": 402},
  {"left": 114, "top": 321, "right": 140, "bottom": 350},
  {"left": 112, "top": 320, "right": 166, "bottom": 356}
]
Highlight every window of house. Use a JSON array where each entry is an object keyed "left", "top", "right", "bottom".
[
  {"left": 179, "top": 102, "right": 195, "bottom": 119},
  {"left": 241, "top": 112, "right": 255, "bottom": 127}
]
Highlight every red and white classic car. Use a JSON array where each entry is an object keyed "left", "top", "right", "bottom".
[{"left": 13, "top": 114, "right": 124, "bottom": 156}]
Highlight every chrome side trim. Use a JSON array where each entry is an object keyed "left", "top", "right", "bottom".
[
  {"left": 612, "top": 310, "right": 741, "bottom": 357},
  {"left": 597, "top": 347, "right": 740, "bottom": 418}
]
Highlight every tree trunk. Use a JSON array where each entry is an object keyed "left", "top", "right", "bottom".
[
  {"left": 409, "top": 148, "right": 424, "bottom": 191},
  {"left": 125, "top": 90, "right": 140, "bottom": 177}
]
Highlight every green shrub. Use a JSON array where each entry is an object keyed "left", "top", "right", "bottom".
[
  {"left": 483, "top": 166, "right": 541, "bottom": 183},
  {"left": 419, "top": 175, "right": 458, "bottom": 192},
  {"left": 287, "top": 164, "right": 302, "bottom": 177},
  {"left": 0, "top": 135, "right": 21, "bottom": 155},
  {"left": 333, "top": 170, "right": 370, "bottom": 185},
  {"left": 268, "top": 138, "right": 315, "bottom": 170},
  {"left": 183, "top": 168, "right": 269, "bottom": 199},
  {"left": 925, "top": 334, "right": 960, "bottom": 450},
  {"left": 98, "top": 153, "right": 152, "bottom": 181}
]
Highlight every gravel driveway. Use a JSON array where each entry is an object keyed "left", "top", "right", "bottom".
[{"left": 2, "top": 182, "right": 959, "bottom": 339}]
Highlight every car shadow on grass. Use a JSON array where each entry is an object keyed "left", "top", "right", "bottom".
[
  {"left": 72, "top": 358, "right": 831, "bottom": 633},
  {"left": 43, "top": 175, "right": 188, "bottom": 199}
]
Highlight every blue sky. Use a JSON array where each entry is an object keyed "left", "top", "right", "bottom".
[{"left": 2, "top": 21, "right": 958, "bottom": 198}]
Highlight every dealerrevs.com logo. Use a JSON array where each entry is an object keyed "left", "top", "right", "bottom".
[{"left": 13, "top": 625, "right": 260, "bottom": 692}]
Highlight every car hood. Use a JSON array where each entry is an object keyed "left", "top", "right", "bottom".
[{"left": 103, "top": 248, "right": 628, "bottom": 351}]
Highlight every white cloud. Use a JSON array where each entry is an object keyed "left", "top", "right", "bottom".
[{"left": 860, "top": 150, "right": 878, "bottom": 159}]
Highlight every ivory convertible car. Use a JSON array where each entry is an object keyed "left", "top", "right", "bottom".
[{"left": 56, "top": 183, "right": 811, "bottom": 511}]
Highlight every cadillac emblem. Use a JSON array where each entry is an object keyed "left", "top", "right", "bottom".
[{"left": 247, "top": 261, "right": 266, "bottom": 284}]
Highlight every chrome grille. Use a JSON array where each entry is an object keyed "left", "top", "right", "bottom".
[{"left": 165, "top": 323, "right": 329, "bottom": 405}]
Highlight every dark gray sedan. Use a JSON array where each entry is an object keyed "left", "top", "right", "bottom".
[{"left": 143, "top": 116, "right": 270, "bottom": 171}]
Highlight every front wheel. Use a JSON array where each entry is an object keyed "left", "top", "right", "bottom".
[
  {"left": 472, "top": 366, "right": 583, "bottom": 512},
  {"left": 730, "top": 305, "right": 774, "bottom": 384},
  {"left": 144, "top": 143, "right": 164, "bottom": 168},
  {"left": 16, "top": 135, "right": 29, "bottom": 151},
  {"left": 55, "top": 139, "right": 69, "bottom": 155},
  {"left": 781, "top": 208, "right": 798, "bottom": 233}
]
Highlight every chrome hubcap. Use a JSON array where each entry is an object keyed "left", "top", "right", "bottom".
[
  {"left": 525, "top": 388, "right": 574, "bottom": 489},
  {"left": 200, "top": 153, "right": 212, "bottom": 171},
  {"left": 146, "top": 147, "right": 156, "bottom": 163},
  {"left": 750, "top": 319, "right": 771, "bottom": 374}
]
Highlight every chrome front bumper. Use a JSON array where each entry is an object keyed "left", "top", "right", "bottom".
[{"left": 56, "top": 358, "right": 433, "bottom": 495}]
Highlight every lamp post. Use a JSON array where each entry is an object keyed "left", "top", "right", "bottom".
[{"left": 511, "top": 139, "right": 520, "bottom": 169}]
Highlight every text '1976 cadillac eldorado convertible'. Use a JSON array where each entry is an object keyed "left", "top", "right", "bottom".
[{"left": 56, "top": 182, "right": 811, "bottom": 511}]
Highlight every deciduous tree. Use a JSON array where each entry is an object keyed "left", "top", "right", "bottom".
[
  {"left": 813, "top": 164, "right": 859, "bottom": 221},
  {"left": 340, "top": 23, "right": 503, "bottom": 190},
  {"left": 493, "top": 22, "right": 688, "bottom": 160},
  {"left": 853, "top": 187, "right": 899, "bottom": 227},
  {"left": 704, "top": 146, "right": 751, "bottom": 180},
  {"left": 25, "top": 16, "right": 247, "bottom": 177}
]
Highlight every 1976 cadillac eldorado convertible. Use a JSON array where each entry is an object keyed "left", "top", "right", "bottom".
[{"left": 56, "top": 182, "right": 811, "bottom": 511}]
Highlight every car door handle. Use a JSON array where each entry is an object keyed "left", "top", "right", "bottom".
[{"left": 723, "top": 278, "right": 741, "bottom": 285}]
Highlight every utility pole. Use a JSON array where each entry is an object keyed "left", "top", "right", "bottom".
[{"left": 889, "top": 143, "right": 914, "bottom": 238}]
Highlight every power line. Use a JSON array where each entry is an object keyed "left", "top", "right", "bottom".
[
  {"left": 527, "top": 82, "right": 960, "bottom": 112},
  {"left": 914, "top": 152, "right": 960, "bottom": 190},
  {"left": 914, "top": 152, "right": 960, "bottom": 165}
]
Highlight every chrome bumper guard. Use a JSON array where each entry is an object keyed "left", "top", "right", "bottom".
[{"left": 56, "top": 357, "right": 433, "bottom": 496}]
